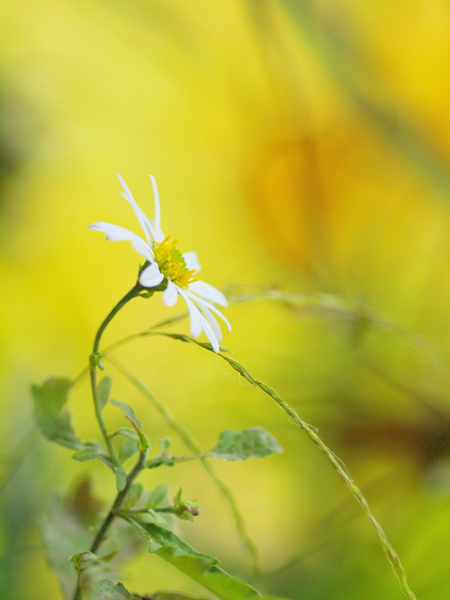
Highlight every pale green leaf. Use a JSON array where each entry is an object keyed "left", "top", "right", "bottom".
[
  {"left": 110, "top": 398, "right": 150, "bottom": 453},
  {"left": 98, "top": 376, "right": 113, "bottom": 412},
  {"left": 31, "top": 378, "right": 83, "bottom": 450},
  {"left": 147, "top": 483, "right": 170, "bottom": 508},
  {"left": 120, "top": 515, "right": 260, "bottom": 600},
  {"left": 207, "top": 428, "right": 283, "bottom": 461}
]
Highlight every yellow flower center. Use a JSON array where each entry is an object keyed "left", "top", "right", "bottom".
[{"left": 153, "top": 235, "right": 198, "bottom": 289}]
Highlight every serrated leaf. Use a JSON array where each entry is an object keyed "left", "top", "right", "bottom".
[
  {"left": 146, "top": 483, "right": 170, "bottom": 508},
  {"left": 207, "top": 427, "right": 283, "bottom": 461},
  {"left": 98, "top": 376, "right": 113, "bottom": 412},
  {"left": 120, "top": 516, "right": 260, "bottom": 600},
  {"left": 110, "top": 399, "right": 150, "bottom": 453},
  {"left": 31, "top": 377, "right": 83, "bottom": 450}
]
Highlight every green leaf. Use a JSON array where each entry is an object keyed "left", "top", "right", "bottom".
[
  {"left": 98, "top": 376, "right": 113, "bottom": 412},
  {"left": 85, "top": 579, "right": 134, "bottom": 600},
  {"left": 124, "top": 482, "right": 143, "bottom": 509},
  {"left": 38, "top": 480, "right": 104, "bottom": 599},
  {"left": 207, "top": 428, "right": 283, "bottom": 461},
  {"left": 119, "top": 436, "right": 139, "bottom": 463},
  {"left": 120, "top": 515, "right": 260, "bottom": 600},
  {"left": 158, "top": 437, "right": 171, "bottom": 453},
  {"left": 115, "top": 467, "right": 127, "bottom": 492},
  {"left": 110, "top": 427, "right": 139, "bottom": 441},
  {"left": 72, "top": 441, "right": 108, "bottom": 463},
  {"left": 31, "top": 377, "right": 83, "bottom": 450},
  {"left": 110, "top": 399, "right": 150, "bottom": 453},
  {"left": 70, "top": 551, "right": 121, "bottom": 596},
  {"left": 147, "top": 483, "right": 170, "bottom": 508}
]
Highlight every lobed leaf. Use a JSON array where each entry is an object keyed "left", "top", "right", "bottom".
[
  {"left": 208, "top": 427, "right": 283, "bottom": 461},
  {"left": 120, "top": 515, "right": 260, "bottom": 600},
  {"left": 31, "top": 377, "right": 83, "bottom": 450}
]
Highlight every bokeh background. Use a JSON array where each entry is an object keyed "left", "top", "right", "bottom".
[{"left": 2, "top": 0, "right": 450, "bottom": 598}]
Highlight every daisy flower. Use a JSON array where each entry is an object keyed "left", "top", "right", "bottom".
[{"left": 89, "top": 174, "right": 230, "bottom": 352}]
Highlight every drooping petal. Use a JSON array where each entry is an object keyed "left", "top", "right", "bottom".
[
  {"left": 116, "top": 173, "right": 156, "bottom": 244},
  {"left": 185, "top": 290, "right": 231, "bottom": 332},
  {"left": 139, "top": 262, "right": 164, "bottom": 288},
  {"left": 183, "top": 252, "right": 201, "bottom": 273},
  {"left": 188, "top": 280, "right": 228, "bottom": 306},
  {"left": 177, "top": 289, "right": 202, "bottom": 338},
  {"left": 163, "top": 279, "right": 178, "bottom": 307},
  {"left": 199, "top": 305, "right": 223, "bottom": 343},
  {"left": 149, "top": 175, "right": 164, "bottom": 242},
  {"left": 196, "top": 310, "right": 220, "bottom": 352},
  {"left": 88, "top": 222, "right": 154, "bottom": 262}
]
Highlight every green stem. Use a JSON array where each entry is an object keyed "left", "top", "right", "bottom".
[
  {"left": 89, "top": 283, "right": 141, "bottom": 465},
  {"left": 106, "top": 355, "right": 262, "bottom": 580},
  {"left": 72, "top": 451, "right": 147, "bottom": 600}
]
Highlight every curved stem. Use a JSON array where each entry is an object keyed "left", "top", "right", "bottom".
[
  {"left": 72, "top": 451, "right": 147, "bottom": 600},
  {"left": 89, "top": 283, "right": 141, "bottom": 462}
]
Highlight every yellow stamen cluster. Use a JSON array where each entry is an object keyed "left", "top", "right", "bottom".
[{"left": 153, "top": 235, "right": 198, "bottom": 289}]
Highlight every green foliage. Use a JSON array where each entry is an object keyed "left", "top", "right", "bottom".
[
  {"left": 72, "top": 441, "right": 110, "bottom": 464},
  {"left": 70, "top": 551, "right": 121, "bottom": 597},
  {"left": 120, "top": 514, "right": 260, "bottom": 600},
  {"left": 110, "top": 398, "right": 150, "bottom": 453},
  {"left": 84, "top": 579, "right": 134, "bottom": 600},
  {"left": 146, "top": 483, "right": 170, "bottom": 508},
  {"left": 97, "top": 376, "right": 113, "bottom": 412},
  {"left": 208, "top": 427, "right": 283, "bottom": 461},
  {"left": 31, "top": 377, "right": 83, "bottom": 450}
]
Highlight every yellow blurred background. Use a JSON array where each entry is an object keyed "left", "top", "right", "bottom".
[{"left": 2, "top": 0, "right": 450, "bottom": 598}]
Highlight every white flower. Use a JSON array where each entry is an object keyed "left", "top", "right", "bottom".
[{"left": 89, "top": 174, "right": 231, "bottom": 352}]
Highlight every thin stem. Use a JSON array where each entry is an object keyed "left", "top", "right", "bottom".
[
  {"left": 106, "top": 355, "right": 263, "bottom": 579},
  {"left": 89, "top": 283, "right": 141, "bottom": 464},
  {"left": 109, "top": 333, "right": 416, "bottom": 600},
  {"left": 72, "top": 451, "right": 147, "bottom": 600}
]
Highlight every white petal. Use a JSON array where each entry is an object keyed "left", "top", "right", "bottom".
[
  {"left": 178, "top": 289, "right": 202, "bottom": 338},
  {"left": 183, "top": 252, "right": 201, "bottom": 273},
  {"left": 188, "top": 281, "right": 228, "bottom": 306},
  {"left": 184, "top": 291, "right": 231, "bottom": 332},
  {"left": 163, "top": 279, "right": 178, "bottom": 307},
  {"left": 88, "top": 222, "right": 154, "bottom": 262},
  {"left": 116, "top": 173, "right": 155, "bottom": 244},
  {"left": 149, "top": 175, "right": 164, "bottom": 242},
  {"left": 139, "top": 263, "right": 164, "bottom": 288},
  {"left": 197, "top": 311, "right": 220, "bottom": 352},
  {"left": 199, "top": 305, "right": 223, "bottom": 343}
]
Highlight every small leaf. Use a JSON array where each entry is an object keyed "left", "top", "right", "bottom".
[
  {"left": 115, "top": 467, "right": 127, "bottom": 492},
  {"left": 31, "top": 377, "right": 83, "bottom": 450},
  {"left": 86, "top": 579, "right": 134, "bottom": 600},
  {"left": 124, "top": 482, "right": 143, "bottom": 509},
  {"left": 110, "top": 428, "right": 139, "bottom": 441},
  {"left": 207, "top": 427, "right": 283, "bottom": 461},
  {"left": 72, "top": 441, "right": 107, "bottom": 463},
  {"left": 119, "top": 436, "right": 139, "bottom": 463},
  {"left": 120, "top": 516, "right": 260, "bottom": 600},
  {"left": 146, "top": 483, "right": 170, "bottom": 508},
  {"left": 98, "top": 376, "right": 113, "bottom": 412},
  {"left": 111, "top": 399, "right": 150, "bottom": 453},
  {"left": 158, "top": 437, "right": 172, "bottom": 453}
]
